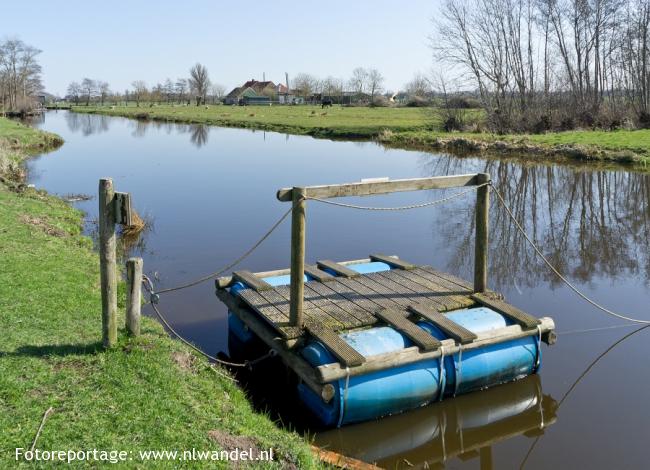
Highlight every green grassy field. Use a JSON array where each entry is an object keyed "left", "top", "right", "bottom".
[
  {"left": 74, "top": 104, "right": 650, "bottom": 168},
  {"left": 0, "top": 118, "right": 320, "bottom": 468},
  {"left": 74, "top": 103, "right": 440, "bottom": 137}
]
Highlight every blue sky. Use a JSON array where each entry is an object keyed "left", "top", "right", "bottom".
[{"left": 2, "top": 0, "right": 440, "bottom": 96}]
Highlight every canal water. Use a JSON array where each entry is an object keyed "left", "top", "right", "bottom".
[{"left": 26, "top": 111, "right": 650, "bottom": 469}]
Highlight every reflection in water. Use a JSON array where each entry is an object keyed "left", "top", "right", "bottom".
[
  {"left": 189, "top": 125, "right": 208, "bottom": 148},
  {"left": 420, "top": 155, "right": 650, "bottom": 291},
  {"left": 64, "top": 111, "right": 212, "bottom": 148},
  {"left": 315, "top": 375, "right": 556, "bottom": 469},
  {"left": 65, "top": 111, "right": 111, "bottom": 136}
]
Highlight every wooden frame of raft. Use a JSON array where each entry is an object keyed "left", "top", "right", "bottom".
[{"left": 215, "top": 174, "right": 556, "bottom": 402}]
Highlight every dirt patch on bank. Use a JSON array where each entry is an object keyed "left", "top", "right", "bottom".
[{"left": 19, "top": 214, "right": 68, "bottom": 237}]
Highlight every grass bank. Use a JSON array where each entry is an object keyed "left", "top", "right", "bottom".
[
  {"left": 0, "top": 117, "right": 320, "bottom": 468},
  {"left": 74, "top": 105, "right": 650, "bottom": 168}
]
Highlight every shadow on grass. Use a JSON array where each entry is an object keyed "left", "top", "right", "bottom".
[{"left": 0, "top": 341, "right": 103, "bottom": 358}]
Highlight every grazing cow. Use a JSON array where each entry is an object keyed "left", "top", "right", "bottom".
[{"left": 321, "top": 99, "right": 333, "bottom": 109}]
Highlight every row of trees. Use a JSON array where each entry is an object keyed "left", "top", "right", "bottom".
[
  {"left": 291, "top": 67, "right": 386, "bottom": 103},
  {"left": 434, "top": 0, "right": 650, "bottom": 132},
  {"left": 0, "top": 39, "right": 43, "bottom": 112},
  {"left": 67, "top": 64, "right": 225, "bottom": 107}
]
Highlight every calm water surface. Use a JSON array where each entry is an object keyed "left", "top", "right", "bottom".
[{"left": 27, "top": 111, "right": 650, "bottom": 469}]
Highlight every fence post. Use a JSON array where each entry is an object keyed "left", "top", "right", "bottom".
[
  {"left": 474, "top": 173, "right": 490, "bottom": 293},
  {"left": 99, "top": 178, "right": 117, "bottom": 347},
  {"left": 126, "top": 257, "right": 143, "bottom": 336},
  {"left": 289, "top": 187, "right": 306, "bottom": 328}
]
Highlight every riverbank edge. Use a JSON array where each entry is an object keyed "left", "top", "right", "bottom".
[
  {"left": 0, "top": 117, "right": 321, "bottom": 468},
  {"left": 73, "top": 106, "right": 650, "bottom": 170}
]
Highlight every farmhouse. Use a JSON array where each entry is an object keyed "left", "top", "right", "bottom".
[{"left": 224, "top": 79, "right": 296, "bottom": 105}]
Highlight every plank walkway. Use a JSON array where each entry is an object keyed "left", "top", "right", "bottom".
[{"left": 236, "top": 264, "right": 476, "bottom": 339}]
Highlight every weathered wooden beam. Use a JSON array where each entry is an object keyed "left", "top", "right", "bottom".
[
  {"left": 317, "top": 259, "right": 360, "bottom": 278},
  {"left": 474, "top": 173, "right": 490, "bottom": 292},
  {"left": 214, "top": 288, "right": 330, "bottom": 400},
  {"left": 304, "top": 264, "right": 335, "bottom": 282},
  {"left": 310, "top": 445, "right": 382, "bottom": 470},
  {"left": 277, "top": 174, "right": 480, "bottom": 201},
  {"left": 315, "top": 317, "right": 555, "bottom": 383},
  {"left": 289, "top": 187, "right": 306, "bottom": 327},
  {"left": 126, "top": 257, "right": 143, "bottom": 336},
  {"left": 232, "top": 270, "right": 273, "bottom": 292},
  {"left": 215, "top": 256, "right": 397, "bottom": 288},
  {"left": 99, "top": 178, "right": 117, "bottom": 348},
  {"left": 114, "top": 191, "right": 133, "bottom": 226},
  {"left": 369, "top": 253, "right": 415, "bottom": 270}
]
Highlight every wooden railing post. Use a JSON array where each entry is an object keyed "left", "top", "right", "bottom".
[
  {"left": 99, "top": 178, "right": 118, "bottom": 347},
  {"left": 474, "top": 173, "right": 490, "bottom": 293},
  {"left": 126, "top": 257, "right": 143, "bottom": 336},
  {"left": 289, "top": 187, "right": 306, "bottom": 327}
]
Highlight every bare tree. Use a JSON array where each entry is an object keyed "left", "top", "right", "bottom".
[
  {"left": 131, "top": 80, "right": 148, "bottom": 107},
  {"left": 404, "top": 72, "right": 432, "bottom": 98},
  {"left": 81, "top": 78, "right": 96, "bottom": 106},
  {"left": 98, "top": 81, "right": 110, "bottom": 105},
  {"left": 210, "top": 83, "right": 226, "bottom": 104},
  {"left": 349, "top": 67, "right": 368, "bottom": 95},
  {"left": 292, "top": 72, "right": 319, "bottom": 97},
  {"left": 188, "top": 63, "right": 210, "bottom": 106},
  {"left": 66, "top": 81, "right": 82, "bottom": 105},
  {"left": 175, "top": 78, "right": 188, "bottom": 104},
  {"left": 367, "top": 68, "right": 385, "bottom": 103},
  {"left": 0, "top": 39, "right": 43, "bottom": 111}
]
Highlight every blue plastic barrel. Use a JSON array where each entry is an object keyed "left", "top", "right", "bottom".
[{"left": 299, "top": 306, "right": 539, "bottom": 426}]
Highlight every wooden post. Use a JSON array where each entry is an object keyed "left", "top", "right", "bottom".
[
  {"left": 474, "top": 173, "right": 490, "bottom": 293},
  {"left": 126, "top": 257, "right": 143, "bottom": 336},
  {"left": 289, "top": 187, "right": 306, "bottom": 328},
  {"left": 99, "top": 178, "right": 118, "bottom": 347}
]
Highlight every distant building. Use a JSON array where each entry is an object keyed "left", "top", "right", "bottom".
[{"left": 225, "top": 79, "right": 297, "bottom": 105}]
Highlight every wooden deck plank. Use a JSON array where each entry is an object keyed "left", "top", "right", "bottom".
[
  {"left": 305, "top": 322, "right": 366, "bottom": 367},
  {"left": 347, "top": 274, "right": 413, "bottom": 309},
  {"left": 390, "top": 269, "right": 472, "bottom": 311},
  {"left": 274, "top": 285, "right": 345, "bottom": 331},
  {"left": 374, "top": 309, "right": 441, "bottom": 351},
  {"left": 368, "top": 271, "right": 447, "bottom": 312},
  {"left": 304, "top": 281, "right": 375, "bottom": 326},
  {"left": 408, "top": 304, "right": 477, "bottom": 344},
  {"left": 304, "top": 264, "right": 335, "bottom": 282},
  {"left": 378, "top": 270, "right": 455, "bottom": 311},
  {"left": 232, "top": 270, "right": 273, "bottom": 292},
  {"left": 418, "top": 266, "right": 474, "bottom": 292},
  {"left": 316, "top": 260, "right": 360, "bottom": 278},
  {"left": 369, "top": 254, "right": 416, "bottom": 270},
  {"left": 336, "top": 276, "right": 408, "bottom": 311},
  {"left": 471, "top": 293, "right": 541, "bottom": 329},
  {"left": 302, "top": 285, "right": 365, "bottom": 329},
  {"left": 236, "top": 288, "right": 301, "bottom": 338},
  {"left": 318, "top": 279, "right": 383, "bottom": 319}
]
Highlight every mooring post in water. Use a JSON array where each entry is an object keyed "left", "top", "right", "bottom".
[
  {"left": 290, "top": 187, "right": 306, "bottom": 328},
  {"left": 474, "top": 173, "right": 490, "bottom": 293},
  {"left": 126, "top": 257, "right": 143, "bottom": 336},
  {"left": 99, "top": 178, "right": 118, "bottom": 347}
]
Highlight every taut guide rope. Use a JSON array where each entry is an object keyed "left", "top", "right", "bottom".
[{"left": 142, "top": 178, "right": 648, "bottom": 367}]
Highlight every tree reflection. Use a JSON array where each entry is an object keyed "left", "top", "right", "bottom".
[
  {"left": 189, "top": 125, "right": 209, "bottom": 148},
  {"left": 65, "top": 112, "right": 110, "bottom": 136},
  {"left": 420, "top": 154, "right": 650, "bottom": 291}
]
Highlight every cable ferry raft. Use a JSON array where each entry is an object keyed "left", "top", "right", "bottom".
[{"left": 215, "top": 173, "right": 556, "bottom": 427}]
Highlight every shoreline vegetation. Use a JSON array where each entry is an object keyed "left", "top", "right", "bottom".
[
  {"left": 72, "top": 105, "right": 650, "bottom": 170},
  {"left": 0, "top": 117, "right": 321, "bottom": 468}
]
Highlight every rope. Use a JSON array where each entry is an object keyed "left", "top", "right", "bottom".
[
  {"left": 304, "top": 183, "right": 489, "bottom": 211},
  {"left": 142, "top": 276, "right": 274, "bottom": 372},
  {"left": 155, "top": 206, "right": 293, "bottom": 295},
  {"left": 490, "top": 183, "right": 650, "bottom": 325}
]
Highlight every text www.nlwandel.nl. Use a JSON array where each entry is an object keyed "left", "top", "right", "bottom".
[{"left": 15, "top": 447, "right": 275, "bottom": 463}]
